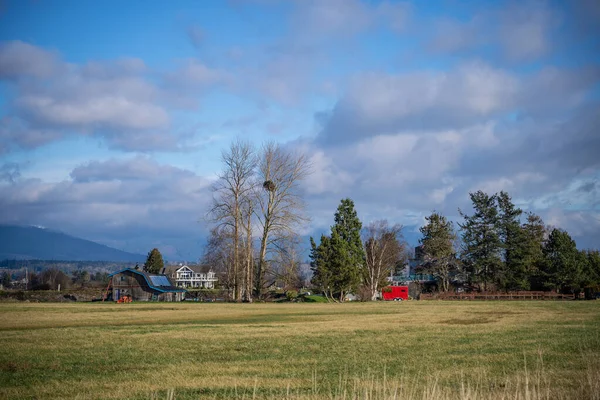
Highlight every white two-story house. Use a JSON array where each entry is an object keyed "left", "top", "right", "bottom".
[{"left": 162, "top": 264, "right": 218, "bottom": 289}]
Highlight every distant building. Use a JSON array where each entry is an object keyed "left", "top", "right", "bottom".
[
  {"left": 389, "top": 245, "right": 434, "bottom": 284},
  {"left": 161, "top": 264, "right": 218, "bottom": 289},
  {"left": 108, "top": 268, "right": 185, "bottom": 302}
]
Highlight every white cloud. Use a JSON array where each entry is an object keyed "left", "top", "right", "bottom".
[{"left": 0, "top": 157, "right": 214, "bottom": 257}]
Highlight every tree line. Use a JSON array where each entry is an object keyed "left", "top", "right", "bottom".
[
  {"left": 203, "top": 140, "right": 599, "bottom": 301},
  {"left": 310, "top": 190, "right": 600, "bottom": 300}
]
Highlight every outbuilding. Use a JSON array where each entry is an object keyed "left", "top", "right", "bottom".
[{"left": 107, "top": 268, "right": 186, "bottom": 302}]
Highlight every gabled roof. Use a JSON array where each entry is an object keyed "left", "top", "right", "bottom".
[
  {"left": 181, "top": 265, "right": 213, "bottom": 274},
  {"left": 162, "top": 264, "right": 214, "bottom": 275},
  {"left": 110, "top": 268, "right": 186, "bottom": 293}
]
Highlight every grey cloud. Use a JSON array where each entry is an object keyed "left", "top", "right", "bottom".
[
  {"left": 428, "top": 16, "right": 488, "bottom": 53},
  {"left": 0, "top": 162, "right": 20, "bottom": 184},
  {"left": 578, "top": 181, "right": 597, "bottom": 194},
  {"left": 0, "top": 41, "right": 231, "bottom": 152},
  {"left": 0, "top": 157, "right": 213, "bottom": 258},
  {"left": 498, "top": 2, "right": 557, "bottom": 62},
  {"left": 165, "top": 59, "right": 229, "bottom": 88},
  {"left": 0, "top": 117, "right": 67, "bottom": 150},
  {"left": 290, "top": 0, "right": 410, "bottom": 40},
  {"left": 426, "top": 2, "right": 560, "bottom": 62},
  {"left": 317, "top": 63, "right": 600, "bottom": 146},
  {"left": 0, "top": 41, "right": 62, "bottom": 80},
  {"left": 70, "top": 156, "right": 195, "bottom": 183},
  {"left": 318, "top": 62, "right": 518, "bottom": 145}
]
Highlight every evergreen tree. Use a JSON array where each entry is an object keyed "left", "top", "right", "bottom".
[
  {"left": 144, "top": 248, "right": 164, "bottom": 274},
  {"left": 310, "top": 235, "right": 333, "bottom": 299},
  {"left": 521, "top": 212, "right": 546, "bottom": 290},
  {"left": 542, "top": 229, "right": 582, "bottom": 294},
  {"left": 418, "top": 212, "right": 459, "bottom": 292},
  {"left": 497, "top": 191, "right": 527, "bottom": 290},
  {"left": 459, "top": 191, "right": 503, "bottom": 291},
  {"left": 580, "top": 250, "right": 600, "bottom": 298},
  {"left": 1, "top": 271, "right": 10, "bottom": 288},
  {"left": 309, "top": 199, "right": 364, "bottom": 301},
  {"left": 331, "top": 198, "right": 365, "bottom": 300}
]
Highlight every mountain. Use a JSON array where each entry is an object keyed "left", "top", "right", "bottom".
[{"left": 0, "top": 225, "right": 146, "bottom": 262}]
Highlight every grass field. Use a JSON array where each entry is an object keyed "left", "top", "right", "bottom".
[{"left": 0, "top": 301, "right": 599, "bottom": 400}]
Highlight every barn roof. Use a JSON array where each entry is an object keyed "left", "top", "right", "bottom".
[{"left": 110, "top": 268, "right": 186, "bottom": 293}]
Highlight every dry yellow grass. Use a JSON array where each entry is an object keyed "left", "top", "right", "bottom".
[{"left": 0, "top": 301, "right": 598, "bottom": 399}]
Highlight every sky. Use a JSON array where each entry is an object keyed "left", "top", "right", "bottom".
[{"left": 0, "top": 0, "right": 599, "bottom": 261}]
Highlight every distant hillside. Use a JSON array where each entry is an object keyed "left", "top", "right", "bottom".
[{"left": 0, "top": 225, "right": 145, "bottom": 262}]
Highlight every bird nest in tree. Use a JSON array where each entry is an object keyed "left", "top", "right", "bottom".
[{"left": 263, "top": 180, "right": 276, "bottom": 192}]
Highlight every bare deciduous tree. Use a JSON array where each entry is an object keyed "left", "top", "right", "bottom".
[
  {"left": 208, "top": 140, "right": 256, "bottom": 301},
  {"left": 254, "top": 142, "right": 311, "bottom": 298},
  {"left": 241, "top": 197, "right": 254, "bottom": 302},
  {"left": 270, "top": 236, "right": 303, "bottom": 291},
  {"left": 363, "top": 220, "right": 406, "bottom": 301},
  {"left": 202, "top": 226, "right": 235, "bottom": 296}
]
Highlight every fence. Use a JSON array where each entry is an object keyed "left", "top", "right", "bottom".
[{"left": 420, "top": 291, "right": 575, "bottom": 301}]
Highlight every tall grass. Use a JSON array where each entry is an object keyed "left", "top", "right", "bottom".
[
  {"left": 150, "top": 356, "right": 600, "bottom": 400},
  {"left": 0, "top": 301, "right": 598, "bottom": 400}
]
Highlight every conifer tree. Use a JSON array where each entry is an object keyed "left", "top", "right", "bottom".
[
  {"left": 310, "top": 235, "right": 333, "bottom": 299},
  {"left": 310, "top": 198, "right": 364, "bottom": 301},
  {"left": 497, "top": 191, "right": 527, "bottom": 290},
  {"left": 521, "top": 212, "right": 546, "bottom": 289},
  {"left": 418, "top": 212, "right": 459, "bottom": 292},
  {"left": 542, "top": 229, "right": 582, "bottom": 294},
  {"left": 459, "top": 191, "right": 503, "bottom": 291},
  {"left": 144, "top": 248, "right": 164, "bottom": 274}
]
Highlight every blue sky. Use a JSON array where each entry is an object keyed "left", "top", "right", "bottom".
[{"left": 0, "top": 0, "right": 599, "bottom": 260}]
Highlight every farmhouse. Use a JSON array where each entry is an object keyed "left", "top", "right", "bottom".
[
  {"left": 108, "top": 268, "right": 186, "bottom": 302},
  {"left": 162, "top": 264, "right": 218, "bottom": 289}
]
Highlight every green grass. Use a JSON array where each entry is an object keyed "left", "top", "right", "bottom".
[
  {"left": 302, "top": 295, "right": 328, "bottom": 303},
  {"left": 0, "top": 301, "right": 599, "bottom": 399}
]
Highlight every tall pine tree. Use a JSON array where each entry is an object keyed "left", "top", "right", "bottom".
[
  {"left": 521, "top": 212, "right": 546, "bottom": 290},
  {"left": 309, "top": 198, "right": 364, "bottom": 301},
  {"left": 459, "top": 191, "right": 503, "bottom": 291},
  {"left": 497, "top": 191, "right": 527, "bottom": 290},
  {"left": 542, "top": 229, "right": 582, "bottom": 294},
  {"left": 418, "top": 212, "right": 459, "bottom": 292}
]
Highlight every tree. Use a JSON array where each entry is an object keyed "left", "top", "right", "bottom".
[
  {"left": 542, "top": 229, "right": 582, "bottom": 294},
  {"left": 310, "top": 235, "right": 334, "bottom": 299},
  {"left": 580, "top": 249, "right": 600, "bottom": 285},
  {"left": 310, "top": 199, "right": 365, "bottom": 302},
  {"left": 144, "top": 248, "right": 164, "bottom": 274},
  {"left": 580, "top": 249, "right": 600, "bottom": 299},
  {"left": 459, "top": 191, "right": 503, "bottom": 291},
  {"left": 271, "top": 236, "right": 303, "bottom": 291},
  {"left": 254, "top": 142, "right": 310, "bottom": 299},
  {"left": 202, "top": 226, "right": 235, "bottom": 295},
  {"left": 497, "top": 191, "right": 527, "bottom": 291},
  {"left": 1, "top": 271, "right": 10, "bottom": 288},
  {"left": 521, "top": 212, "right": 546, "bottom": 290},
  {"left": 363, "top": 220, "right": 406, "bottom": 300},
  {"left": 41, "top": 268, "right": 71, "bottom": 290},
  {"left": 72, "top": 270, "right": 91, "bottom": 287},
  {"left": 418, "top": 212, "right": 459, "bottom": 292},
  {"left": 209, "top": 139, "right": 256, "bottom": 301}
]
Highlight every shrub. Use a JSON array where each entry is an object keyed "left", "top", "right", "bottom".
[{"left": 285, "top": 290, "right": 298, "bottom": 301}]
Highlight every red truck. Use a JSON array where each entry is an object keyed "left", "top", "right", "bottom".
[{"left": 382, "top": 286, "right": 409, "bottom": 301}]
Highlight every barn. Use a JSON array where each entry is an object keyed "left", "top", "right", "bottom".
[{"left": 107, "top": 268, "right": 186, "bottom": 302}]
